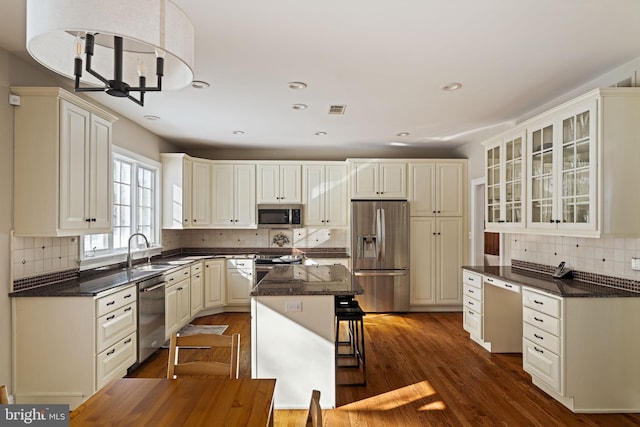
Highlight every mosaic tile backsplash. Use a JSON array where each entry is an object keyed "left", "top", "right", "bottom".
[{"left": 11, "top": 235, "right": 79, "bottom": 280}]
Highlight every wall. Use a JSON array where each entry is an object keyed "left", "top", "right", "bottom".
[{"left": 1, "top": 48, "right": 175, "bottom": 398}]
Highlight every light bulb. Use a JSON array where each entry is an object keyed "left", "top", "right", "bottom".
[
  {"left": 155, "top": 48, "right": 166, "bottom": 58},
  {"left": 137, "top": 59, "right": 146, "bottom": 77},
  {"left": 74, "top": 34, "right": 83, "bottom": 58}
]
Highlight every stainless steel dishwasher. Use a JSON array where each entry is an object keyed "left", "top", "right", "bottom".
[{"left": 137, "top": 274, "right": 166, "bottom": 365}]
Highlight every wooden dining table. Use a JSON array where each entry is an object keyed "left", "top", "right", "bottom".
[{"left": 70, "top": 377, "right": 276, "bottom": 426}]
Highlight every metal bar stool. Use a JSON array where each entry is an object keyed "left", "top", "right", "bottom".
[{"left": 335, "top": 295, "right": 366, "bottom": 386}]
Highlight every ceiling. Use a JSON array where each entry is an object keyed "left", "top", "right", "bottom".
[{"left": 1, "top": 0, "right": 640, "bottom": 154}]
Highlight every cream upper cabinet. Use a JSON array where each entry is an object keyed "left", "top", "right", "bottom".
[
  {"left": 408, "top": 161, "right": 465, "bottom": 217},
  {"left": 161, "top": 153, "right": 193, "bottom": 229},
  {"left": 485, "top": 130, "right": 526, "bottom": 231},
  {"left": 191, "top": 160, "right": 211, "bottom": 227},
  {"left": 13, "top": 87, "right": 117, "bottom": 236},
  {"left": 257, "top": 163, "right": 302, "bottom": 203},
  {"left": 349, "top": 160, "right": 407, "bottom": 199},
  {"left": 303, "top": 163, "right": 348, "bottom": 226},
  {"left": 211, "top": 163, "right": 256, "bottom": 228}
]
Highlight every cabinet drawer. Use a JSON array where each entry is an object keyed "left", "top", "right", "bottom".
[
  {"left": 96, "top": 285, "right": 136, "bottom": 317},
  {"left": 463, "top": 270, "right": 482, "bottom": 289},
  {"left": 96, "top": 333, "right": 137, "bottom": 390},
  {"left": 523, "top": 306, "right": 560, "bottom": 336},
  {"left": 463, "top": 283, "right": 482, "bottom": 302},
  {"left": 523, "top": 322, "right": 560, "bottom": 354},
  {"left": 96, "top": 302, "right": 137, "bottom": 353},
  {"left": 523, "top": 289, "right": 561, "bottom": 318},
  {"left": 165, "top": 266, "right": 190, "bottom": 285},
  {"left": 523, "top": 338, "right": 561, "bottom": 393},
  {"left": 463, "top": 307, "right": 482, "bottom": 338},
  {"left": 485, "top": 277, "right": 520, "bottom": 293},
  {"left": 463, "top": 295, "right": 481, "bottom": 312},
  {"left": 190, "top": 261, "right": 203, "bottom": 275}
]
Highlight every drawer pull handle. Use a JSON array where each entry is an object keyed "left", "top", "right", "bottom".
[
  {"left": 107, "top": 349, "right": 116, "bottom": 356},
  {"left": 106, "top": 301, "right": 115, "bottom": 306},
  {"left": 534, "top": 333, "right": 543, "bottom": 340},
  {"left": 505, "top": 284, "right": 513, "bottom": 288},
  {"left": 124, "top": 338, "right": 132, "bottom": 344},
  {"left": 487, "top": 278, "right": 494, "bottom": 283},
  {"left": 468, "top": 311, "right": 474, "bottom": 315},
  {"left": 533, "top": 300, "right": 544, "bottom": 305},
  {"left": 178, "top": 287, "right": 183, "bottom": 291},
  {"left": 468, "top": 289, "right": 474, "bottom": 293},
  {"left": 533, "top": 316, "right": 543, "bottom": 322},
  {"left": 468, "top": 277, "right": 474, "bottom": 282},
  {"left": 534, "top": 346, "right": 544, "bottom": 354},
  {"left": 124, "top": 294, "right": 132, "bottom": 299},
  {"left": 124, "top": 307, "right": 132, "bottom": 312},
  {"left": 106, "top": 315, "right": 115, "bottom": 321},
  {"left": 468, "top": 301, "right": 474, "bottom": 306}
]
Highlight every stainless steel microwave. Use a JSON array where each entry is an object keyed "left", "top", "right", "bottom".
[{"left": 257, "top": 204, "right": 303, "bottom": 229}]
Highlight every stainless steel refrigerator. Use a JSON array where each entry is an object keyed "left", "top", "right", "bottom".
[{"left": 351, "top": 200, "right": 409, "bottom": 312}]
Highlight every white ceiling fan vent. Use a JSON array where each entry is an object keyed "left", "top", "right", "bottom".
[{"left": 328, "top": 105, "right": 347, "bottom": 115}]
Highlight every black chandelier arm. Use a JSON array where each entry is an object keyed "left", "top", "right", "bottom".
[{"left": 127, "top": 93, "right": 144, "bottom": 106}]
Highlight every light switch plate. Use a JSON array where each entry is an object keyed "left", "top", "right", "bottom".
[
  {"left": 632, "top": 257, "right": 640, "bottom": 271},
  {"left": 285, "top": 301, "right": 302, "bottom": 312}
]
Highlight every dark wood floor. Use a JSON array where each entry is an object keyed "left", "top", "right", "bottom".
[{"left": 128, "top": 312, "right": 640, "bottom": 426}]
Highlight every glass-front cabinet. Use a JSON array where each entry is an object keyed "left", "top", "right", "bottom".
[
  {"left": 526, "top": 99, "right": 597, "bottom": 233},
  {"left": 485, "top": 130, "right": 525, "bottom": 231}
]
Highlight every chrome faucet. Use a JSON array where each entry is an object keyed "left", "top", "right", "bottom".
[{"left": 127, "top": 232, "right": 150, "bottom": 268}]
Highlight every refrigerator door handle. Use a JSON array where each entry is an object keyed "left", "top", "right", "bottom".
[
  {"left": 379, "top": 208, "right": 386, "bottom": 262},
  {"left": 354, "top": 271, "right": 409, "bottom": 277},
  {"left": 376, "top": 208, "right": 383, "bottom": 261}
]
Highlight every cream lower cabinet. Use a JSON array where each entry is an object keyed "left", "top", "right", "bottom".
[
  {"left": 226, "top": 259, "right": 254, "bottom": 306},
  {"left": 12, "top": 285, "right": 137, "bottom": 409},
  {"left": 204, "top": 259, "right": 225, "bottom": 308},
  {"left": 13, "top": 87, "right": 117, "bottom": 236},
  {"left": 190, "top": 261, "right": 204, "bottom": 316},
  {"left": 165, "top": 266, "right": 191, "bottom": 338},
  {"left": 410, "top": 217, "right": 463, "bottom": 308},
  {"left": 462, "top": 270, "right": 483, "bottom": 341}
]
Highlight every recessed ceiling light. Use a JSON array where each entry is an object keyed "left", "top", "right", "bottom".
[
  {"left": 396, "top": 132, "right": 410, "bottom": 137},
  {"left": 292, "top": 104, "right": 308, "bottom": 110},
  {"left": 288, "top": 81, "right": 308, "bottom": 90},
  {"left": 191, "top": 80, "right": 210, "bottom": 89},
  {"left": 442, "top": 82, "right": 463, "bottom": 91},
  {"left": 144, "top": 115, "right": 160, "bottom": 121},
  {"left": 390, "top": 142, "right": 409, "bottom": 147},
  {"left": 232, "top": 130, "right": 245, "bottom": 135},
  {"left": 315, "top": 131, "right": 327, "bottom": 136}
]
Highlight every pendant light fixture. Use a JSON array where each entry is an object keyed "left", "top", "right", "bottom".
[{"left": 26, "top": 0, "right": 195, "bottom": 106}]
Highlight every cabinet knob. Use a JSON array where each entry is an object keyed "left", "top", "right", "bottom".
[
  {"left": 85, "top": 218, "right": 91, "bottom": 222},
  {"left": 193, "top": 219, "right": 197, "bottom": 222}
]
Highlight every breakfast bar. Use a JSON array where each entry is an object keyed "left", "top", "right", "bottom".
[{"left": 250, "top": 264, "right": 363, "bottom": 410}]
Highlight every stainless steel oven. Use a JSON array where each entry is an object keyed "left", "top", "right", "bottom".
[{"left": 254, "top": 254, "right": 304, "bottom": 284}]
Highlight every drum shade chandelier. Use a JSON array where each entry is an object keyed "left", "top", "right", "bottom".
[{"left": 26, "top": 0, "right": 195, "bottom": 106}]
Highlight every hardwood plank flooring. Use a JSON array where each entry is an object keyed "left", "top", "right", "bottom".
[{"left": 128, "top": 312, "right": 640, "bottom": 426}]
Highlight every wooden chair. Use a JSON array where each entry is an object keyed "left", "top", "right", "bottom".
[
  {"left": 306, "top": 389, "right": 322, "bottom": 427},
  {"left": 167, "top": 332, "right": 240, "bottom": 379},
  {"left": 1, "top": 385, "right": 9, "bottom": 404}
]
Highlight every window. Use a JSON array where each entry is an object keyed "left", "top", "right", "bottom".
[{"left": 82, "top": 148, "right": 161, "bottom": 260}]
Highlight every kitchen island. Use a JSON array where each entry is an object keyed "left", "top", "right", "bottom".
[{"left": 250, "top": 264, "right": 363, "bottom": 409}]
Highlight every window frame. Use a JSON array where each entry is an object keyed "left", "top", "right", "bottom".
[{"left": 80, "top": 146, "right": 162, "bottom": 269}]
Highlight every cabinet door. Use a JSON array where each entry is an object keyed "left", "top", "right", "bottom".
[
  {"left": 211, "top": 164, "right": 235, "bottom": 226},
  {"left": 165, "top": 284, "right": 179, "bottom": 337},
  {"left": 410, "top": 217, "right": 436, "bottom": 305},
  {"left": 89, "top": 115, "right": 112, "bottom": 230},
  {"left": 350, "top": 162, "right": 379, "bottom": 198},
  {"left": 527, "top": 117, "right": 557, "bottom": 230},
  {"left": 437, "top": 163, "right": 463, "bottom": 217},
  {"left": 235, "top": 164, "right": 256, "bottom": 227},
  {"left": 379, "top": 162, "right": 407, "bottom": 198},
  {"left": 257, "top": 164, "right": 280, "bottom": 203},
  {"left": 191, "top": 160, "right": 211, "bottom": 227},
  {"left": 59, "top": 100, "right": 90, "bottom": 231},
  {"left": 204, "top": 260, "right": 225, "bottom": 308},
  {"left": 436, "top": 217, "right": 463, "bottom": 304},
  {"left": 280, "top": 164, "right": 302, "bottom": 202},
  {"left": 409, "top": 162, "right": 436, "bottom": 216},
  {"left": 177, "top": 280, "right": 191, "bottom": 327},
  {"left": 303, "top": 165, "right": 325, "bottom": 226},
  {"left": 190, "top": 272, "right": 204, "bottom": 315},
  {"left": 324, "top": 164, "right": 348, "bottom": 226},
  {"left": 485, "top": 142, "right": 502, "bottom": 225},
  {"left": 226, "top": 269, "right": 253, "bottom": 304}
]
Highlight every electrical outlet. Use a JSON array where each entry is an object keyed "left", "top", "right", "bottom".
[
  {"left": 632, "top": 257, "right": 640, "bottom": 271},
  {"left": 8, "top": 94, "right": 20, "bottom": 106},
  {"left": 285, "top": 301, "right": 302, "bottom": 312}
]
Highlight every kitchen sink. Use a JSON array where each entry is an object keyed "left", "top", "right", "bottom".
[{"left": 131, "top": 263, "right": 173, "bottom": 271}]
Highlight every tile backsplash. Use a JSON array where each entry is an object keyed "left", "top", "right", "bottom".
[
  {"left": 509, "top": 234, "right": 640, "bottom": 280},
  {"left": 11, "top": 234, "right": 79, "bottom": 280}
]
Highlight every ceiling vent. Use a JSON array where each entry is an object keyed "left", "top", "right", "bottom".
[{"left": 328, "top": 105, "right": 346, "bottom": 115}]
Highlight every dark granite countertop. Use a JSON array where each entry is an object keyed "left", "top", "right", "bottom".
[
  {"left": 463, "top": 265, "right": 640, "bottom": 298},
  {"left": 251, "top": 265, "right": 363, "bottom": 296}
]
